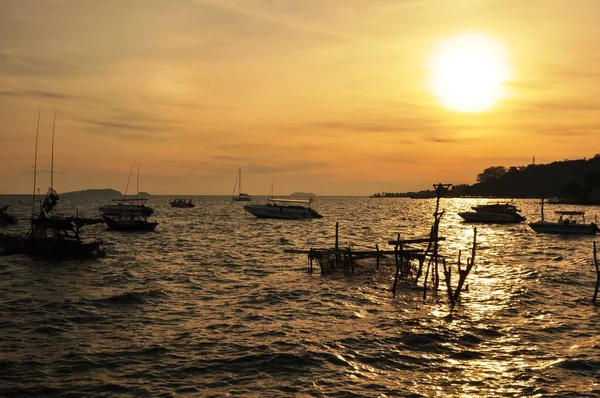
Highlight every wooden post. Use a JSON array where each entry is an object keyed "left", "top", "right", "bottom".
[
  {"left": 392, "top": 233, "right": 401, "bottom": 296},
  {"left": 335, "top": 222, "right": 340, "bottom": 268},
  {"left": 451, "top": 228, "right": 478, "bottom": 310},
  {"left": 593, "top": 241, "right": 599, "bottom": 304}
]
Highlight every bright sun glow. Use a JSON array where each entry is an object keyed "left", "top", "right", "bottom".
[{"left": 429, "top": 33, "right": 511, "bottom": 113}]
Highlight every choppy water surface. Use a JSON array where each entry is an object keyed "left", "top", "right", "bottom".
[{"left": 1, "top": 196, "right": 599, "bottom": 397}]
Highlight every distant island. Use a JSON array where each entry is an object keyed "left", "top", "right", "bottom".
[
  {"left": 62, "top": 189, "right": 152, "bottom": 198},
  {"left": 290, "top": 192, "right": 316, "bottom": 198},
  {"left": 370, "top": 191, "right": 436, "bottom": 199},
  {"left": 370, "top": 154, "right": 600, "bottom": 204}
]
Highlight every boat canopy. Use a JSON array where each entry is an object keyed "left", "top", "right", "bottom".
[
  {"left": 554, "top": 211, "right": 585, "bottom": 215},
  {"left": 33, "top": 216, "right": 104, "bottom": 230},
  {"left": 268, "top": 198, "right": 313, "bottom": 204}
]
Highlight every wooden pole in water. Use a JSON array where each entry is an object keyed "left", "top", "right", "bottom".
[
  {"left": 335, "top": 222, "right": 340, "bottom": 268},
  {"left": 31, "top": 107, "right": 41, "bottom": 226},
  {"left": 392, "top": 233, "right": 401, "bottom": 296},
  {"left": 592, "top": 241, "right": 599, "bottom": 304}
]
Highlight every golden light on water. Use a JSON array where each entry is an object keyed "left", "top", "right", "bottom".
[{"left": 429, "top": 33, "right": 511, "bottom": 113}]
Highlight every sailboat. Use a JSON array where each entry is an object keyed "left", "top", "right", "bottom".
[
  {"left": 0, "top": 109, "right": 106, "bottom": 259},
  {"left": 101, "top": 164, "right": 158, "bottom": 232},
  {"left": 232, "top": 167, "right": 252, "bottom": 201}
]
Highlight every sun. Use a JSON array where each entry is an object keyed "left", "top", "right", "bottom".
[{"left": 429, "top": 33, "right": 511, "bottom": 113}]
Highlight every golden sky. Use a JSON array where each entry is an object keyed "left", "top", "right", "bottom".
[{"left": 1, "top": 0, "right": 599, "bottom": 195}]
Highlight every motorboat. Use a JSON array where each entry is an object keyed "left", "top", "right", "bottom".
[
  {"left": 529, "top": 211, "right": 599, "bottom": 235},
  {"left": 244, "top": 198, "right": 322, "bottom": 219},
  {"left": 170, "top": 198, "right": 195, "bottom": 208},
  {"left": 232, "top": 167, "right": 252, "bottom": 201},
  {"left": 458, "top": 202, "right": 526, "bottom": 223}
]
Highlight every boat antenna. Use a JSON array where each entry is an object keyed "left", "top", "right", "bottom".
[
  {"left": 123, "top": 157, "right": 137, "bottom": 198},
  {"left": 31, "top": 107, "right": 41, "bottom": 226},
  {"left": 51, "top": 109, "right": 57, "bottom": 190}
]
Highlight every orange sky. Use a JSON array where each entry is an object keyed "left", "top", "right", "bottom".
[{"left": 1, "top": 0, "right": 599, "bottom": 195}]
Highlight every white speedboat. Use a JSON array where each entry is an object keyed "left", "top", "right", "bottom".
[
  {"left": 529, "top": 211, "right": 599, "bottom": 235},
  {"left": 459, "top": 202, "right": 525, "bottom": 223},
  {"left": 244, "top": 198, "right": 322, "bottom": 219}
]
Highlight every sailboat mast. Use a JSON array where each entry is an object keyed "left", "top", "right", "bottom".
[
  {"left": 31, "top": 107, "right": 41, "bottom": 223},
  {"left": 123, "top": 157, "right": 137, "bottom": 198},
  {"left": 51, "top": 109, "right": 57, "bottom": 190},
  {"left": 239, "top": 167, "right": 242, "bottom": 195},
  {"left": 136, "top": 164, "right": 140, "bottom": 198}
]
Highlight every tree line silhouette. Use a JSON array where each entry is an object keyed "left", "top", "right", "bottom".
[{"left": 450, "top": 154, "right": 600, "bottom": 203}]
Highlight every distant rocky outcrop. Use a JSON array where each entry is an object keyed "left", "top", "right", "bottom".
[
  {"left": 290, "top": 192, "right": 316, "bottom": 197},
  {"left": 62, "top": 188, "right": 122, "bottom": 198},
  {"left": 61, "top": 189, "right": 152, "bottom": 198}
]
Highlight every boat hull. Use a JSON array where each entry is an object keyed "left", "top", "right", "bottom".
[
  {"left": 0, "top": 234, "right": 105, "bottom": 259},
  {"left": 244, "top": 204, "right": 322, "bottom": 219},
  {"left": 528, "top": 222, "right": 599, "bottom": 235},
  {"left": 232, "top": 196, "right": 252, "bottom": 202},
  {"left": 103, "top": 216, "right": 158, "bottom": 232},
  {"left": 459, "top": 212, "right": 525, "bottom": 223}
]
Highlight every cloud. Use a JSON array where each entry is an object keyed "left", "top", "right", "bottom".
[{"left": 0, "top": 89, "right": 76, "bottom": 100}]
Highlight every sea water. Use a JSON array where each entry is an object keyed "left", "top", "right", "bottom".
[{"left": 1, "top": 195, "right": 599, "bottom": 397}]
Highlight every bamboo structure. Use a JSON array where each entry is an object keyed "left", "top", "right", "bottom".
[{"left": 283, "top": 183, "right": 482, "bottom": 310}]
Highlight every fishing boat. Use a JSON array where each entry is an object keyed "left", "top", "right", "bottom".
[
  {"left": 528, "top": 211, "right": 599, "bottom": 235},
  {"left": 458, "top": 202, "right": 526, "bottom": 223},
  {"left": 100, "top": 165, "right": 158, "bottom": 231},
  {"left": 0, "top": 205, "right": 18, "bottom": 226},
  {"left": 232, "top": 167, "right": 252, "bottom": 201},
  {"left": 102, "top": 210, "right": 158, "bottom": 232},
  {"left": 170, "top": 198, "right": 195, "bottom": 208},
  {"left": 0, "top": 109, "right": 105, "bottom": 259},
  {"left": 0, "top": 212, "right": 105, "bottom": 258},
  {"left": 244, "top": 198, "right": 322, "bottom": 219},
  {"left": 528, "top": 198, "right": 599, "bottom": 234},
  {"left": 99, "top": 198, "right": 154, "bottom": 216}
]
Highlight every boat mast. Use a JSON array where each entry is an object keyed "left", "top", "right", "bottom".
[
  {"left": 136, "top": 164, "right": 140, "bottom": 198},
  {"left": 239, "top": 167, "right": 242, "bottom": 195},
  {"left": 51, "top": 109, "right": 57, "bottom": 190},
  {"left": 31, "top": 107, "right": 41, "bottom": 226},
  {"left": 123, "top": 157, "right": 137, "bottom": 198}
]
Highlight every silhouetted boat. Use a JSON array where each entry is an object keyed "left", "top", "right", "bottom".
[
  {"left": 0, "top": 214, "right": 105, "bottom": 258},
  {"left": 170, "top": 198, "right": 195, "bottom": 208},
  {"left": 529, "top": 211, "right": 599, "bottom": 235},
  {"left": 99, "top": 198, "right": 154, "bottom": 217},
  {"left": 0, "top": 205, "right": 18, "bottom": 226},
  {"left": 459, "top": 202, "right": 526, "bottom": 223},
  {"left": 244, "top": 198, "right": 322, "bottom": 219},
  {"left": 232, "top": 167, "right": 252, "bottom": 201},
  {"left": 102, "top": 211, "right": 158, "bottom": 232},
  {"left": 0, "top": 109, "right": 106, "bottom": 259}
]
